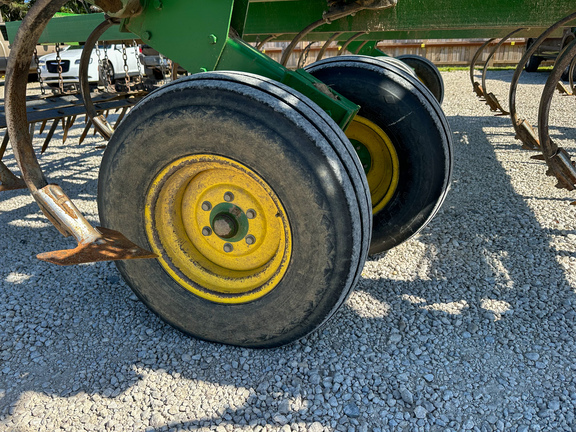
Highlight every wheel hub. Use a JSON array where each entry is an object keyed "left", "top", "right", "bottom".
[
  {"left": 212, "top": 213, "right": 238, "bottom": 239},
  {"left": 145, "top": 155, "right": 292, "bottom": 304}
]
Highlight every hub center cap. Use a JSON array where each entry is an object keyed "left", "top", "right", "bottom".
[{"left": 213, "top": 213, "right": 239, "bottom": 239}]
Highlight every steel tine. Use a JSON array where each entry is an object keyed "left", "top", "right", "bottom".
[
  {"left": 79, "top": 119, "right": 93, "bottom": 145},
  {"left": 114, "top": 107, "right": 128, "bottom": 129},
  {"left": 62, "top": 115, "right": 77, "bottom": 144},
  {"left": 41, "top": 118, "right": 60, "bottom": 154},
  {"left": 39, "top": 119, "right": 48, "bottom": 134},
  {"left": 0, "top": 131, "right": 10, "bottom": 161},
  {"left": 29, "top": 122, "right": 36, "bottom": 141}
]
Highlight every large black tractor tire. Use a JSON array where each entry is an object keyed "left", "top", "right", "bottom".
[
  {"left": 98, "top": 71, "right": 371, "bottom": 348},
  {"left": 306, "top": 55, "right": 452, "bottom": 255}
]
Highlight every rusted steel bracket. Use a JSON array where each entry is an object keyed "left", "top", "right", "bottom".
[
  {"left": 33, "top": 184, "right": 156, "bottom": 265},
  {"left": 469, "top": 38, "right": 496, "bottom": 98},
  {"left": 5, "top": 0, "right": 156, "bottom": 265},
  {"left": 538, "top": 37, "right": 576, "bottom": 191},
  {"left": 509, "top": 11, "right": 576, "bottom": 151},
  {"left": 480, "top": 28, "right": 524, "bottom": 115}
]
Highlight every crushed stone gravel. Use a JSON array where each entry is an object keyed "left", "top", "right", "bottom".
[{"left": 1, "top": 69, "right": 576, "bottom": 431}]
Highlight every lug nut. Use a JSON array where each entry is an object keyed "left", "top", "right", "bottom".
[
  {"left": 224, "top": 192, "right": 234, "bottom": 202},
  {"left": 246, "top": 235, "right": 256, "bottom": 245},
  {"left": 223, "top": 243, "right": 233, "bottom": 253},
  {"left": 202, "top": 227, "right": 212, "bottom": 236},
  {"left": 246, "top": 209, "right": 257, "bottom": 219},
  {"left": 202, "top": 201, "right": 212, "bottom": 211}
]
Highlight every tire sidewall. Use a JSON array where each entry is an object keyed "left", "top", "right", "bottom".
[{"left": 99, "top": 80, "right": 362, "bottom": 347}]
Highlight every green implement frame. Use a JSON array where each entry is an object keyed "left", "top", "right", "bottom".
[{"left": 6, "top": 0, "right": 576, "bottom": 131}]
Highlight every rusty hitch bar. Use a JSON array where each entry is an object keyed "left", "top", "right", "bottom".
[
  {"left": 509, "top": 11, "right": 576, "bottom": 151},
  {"left": 5, "top": 0, "right": 156, "bottom": 265},
  {"left": 537, "top": 37, "right": 576, "bottom": 192}
]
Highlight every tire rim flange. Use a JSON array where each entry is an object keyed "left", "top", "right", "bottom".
[
  {"left": 346, "top": 116, "right": 399, "bottom": 213},
  {"left": 145, "top": 155, "right": 292, "bottom": 304}
]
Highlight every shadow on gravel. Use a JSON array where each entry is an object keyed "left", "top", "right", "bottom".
[{"left": 1, "top": 105, "right": 575, "bottom": 431}]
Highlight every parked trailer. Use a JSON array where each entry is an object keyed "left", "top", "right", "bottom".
[{"left": 3, "top": 0, "right": 576, "bottom": 348}]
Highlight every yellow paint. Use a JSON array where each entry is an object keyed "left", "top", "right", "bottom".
[
  {"left": 145, "top": 155, "right": 292, "bottom": 304},
  {"left": 346, "top": 116, "right": 400, "bottom": 214}
]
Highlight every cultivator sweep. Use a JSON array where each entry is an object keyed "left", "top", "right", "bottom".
[{"left": 2, "top": 0, "right": 576, "bottom": 347}]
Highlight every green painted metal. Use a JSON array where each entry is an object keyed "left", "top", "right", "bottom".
[
  {"left": 124, "top": 0, "right": 233, "bottom": 73},
  {"left": 217, "top": 37, "right": 359, "bottom": 129},
  {"left": 345, "top": 40, "right": 387, "bottom": 57},
  {"left": 5, "top": 13, "right": 135, "bottom": 44},
  {"left": 242, "top": 0, "right": 576, "bottom": 39}
]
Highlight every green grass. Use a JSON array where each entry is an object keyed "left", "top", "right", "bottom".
[{"left": 439, "top": 65, "right": 554, "bottom": 72}]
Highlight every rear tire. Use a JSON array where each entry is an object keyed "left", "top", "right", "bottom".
[
  {"left": 525, "top": 55, "right": 542, "bottom": 72},
  {"left": 396, "top": 54, "right": 444, "bottom": 104},
  {"left": 98, "top": 71, "right": 371, "bottom": 347},
  {"left": 306, "top": 55, "right": 452, "bottom": 254}
]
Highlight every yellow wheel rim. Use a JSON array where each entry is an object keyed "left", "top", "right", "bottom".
[
  {"left": 145, "top": 155, "right": 292, "bottom": 304},
  {"left": 346, "top": 115, "right": 400, "bottom": 214}
]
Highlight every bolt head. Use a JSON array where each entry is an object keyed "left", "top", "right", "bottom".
[
  {"left": 202, "top": 227, "right": 212, "bottom": 236},
  {"left": 223, "top": 243, "right": 233, "bottom": 253},
  {"left": 246, "top": 235, "right": 256, "bottom": 245},
  {"left": 224, "top": 192, "right": 234, "bottom": 202},
  {"left": 202, "top": 201, "right": 212, "bottom": 211},
  {"left": 246, "top": 209, "right": 257, "bottom": 219}
]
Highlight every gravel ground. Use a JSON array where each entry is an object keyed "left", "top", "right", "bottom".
[{"left": 1, "top": 69, "right": 576, "bottom": 432}]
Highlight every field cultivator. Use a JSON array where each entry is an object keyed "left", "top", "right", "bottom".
[{"left": 2, "top": 0, "right": 576, "bottom": 347}]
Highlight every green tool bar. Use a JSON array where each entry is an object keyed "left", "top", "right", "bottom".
[
  {"left": 5, "top": 13, "right": 134, "bottom": 44},
  {"left": 243, "top": 0, "right": 576, "bottom": 38}
]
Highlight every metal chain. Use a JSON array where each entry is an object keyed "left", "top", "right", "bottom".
[
  {"left": 102, "top": 44, "right": 112, "bottom": 89},
  {"left": 55, "top": 43, "right": 64, "bottom": 94},
  {"left": 166, "top": 59, "right": 173, "bottom": 83},
  {"left": 33, "top": 47, "right": 46, "bottom": 96},
  {"left": 159, "top": 53, "right": 167, "bottom": 84},
  {"left": 122, "top": 42, "right": 131, "bottom": 90},
  {"left": 298, "top": 41, "right": 315, "bottom": 69},
  {"left": 133, "top": 40, "right": 143, "bottom": 84}
]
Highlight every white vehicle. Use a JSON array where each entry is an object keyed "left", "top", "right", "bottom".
[{"left": 38, "top": 44, "right": 143, "bottom": 87}]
